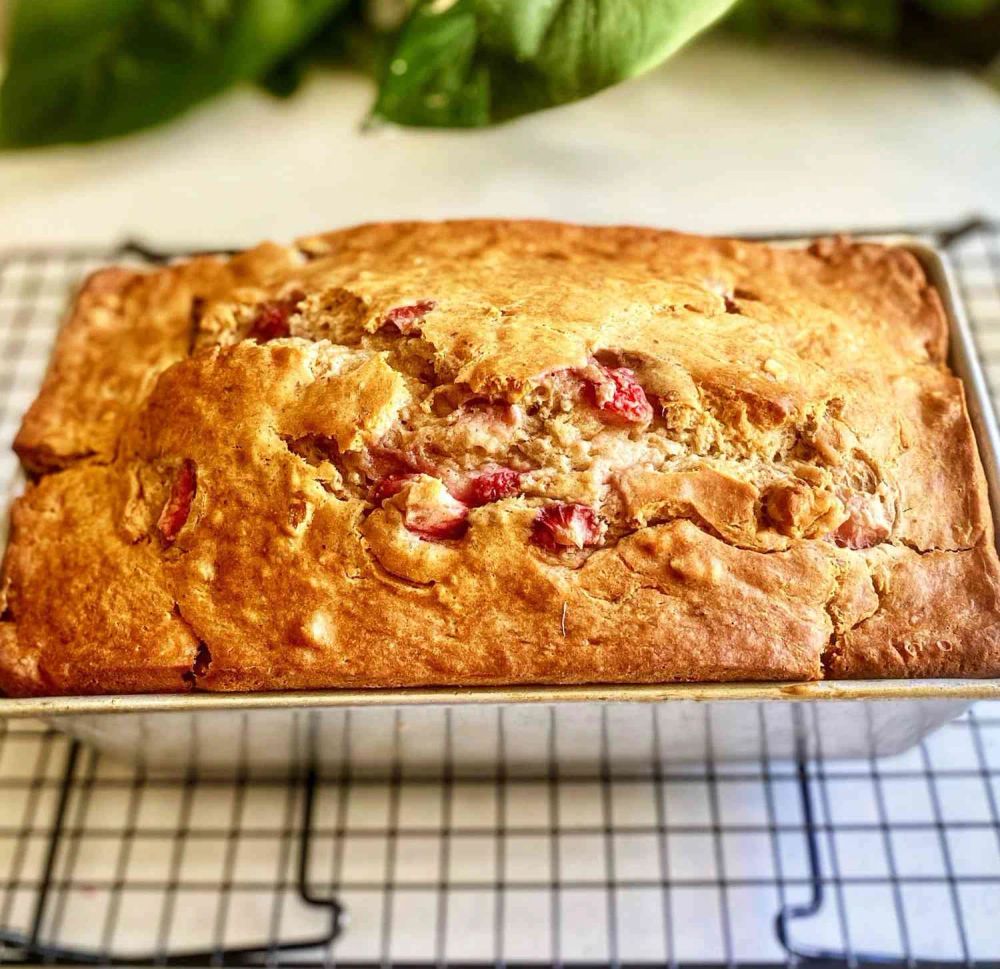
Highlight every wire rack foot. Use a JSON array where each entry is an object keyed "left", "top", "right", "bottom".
[
  {"left": 775, "top": 713, "right": 1000, "bottom": 969},
  {"left": 0, "top": 743, "right": 344, "bottom": 966}
]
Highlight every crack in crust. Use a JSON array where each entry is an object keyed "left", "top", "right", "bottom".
[
  {"left": 3, "top": 220, "right": 999, "bottom": 695},
  {"left": 173, "top": 603, "right": 213, "bottom": 688}
]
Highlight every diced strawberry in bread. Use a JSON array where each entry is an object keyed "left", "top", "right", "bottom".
[
  {"left": 834, "top": 515, "right": 889, "bottom": 550},
  {"left": 406, "top": 502, "right": 468, "bottom": 540},
  {"left": 403, "top": 486, "right": 468, "bottom": 540},
  {"left": 457, "top": 468, "right": 523, "bottom": 507},
  {"left": 157, "top": 460, "right": 196, "bottom": 544},
  {"left": 531, "top": 502, "right": 602, "bottom": 552},
  {"left": 248, "top": 293, "right": 302, "bottom": 342},
  {"left": 583, "top": 365, "right": 653, "bottom": 425},
  {"left": 381, "top": 300, "right": 436, "bottom": 335},
  {"left": 372, "top": 474, "right": 469, "bottom": 540},
  {"left": 833, "top": 496, "right": 891, "bottom": 550}
]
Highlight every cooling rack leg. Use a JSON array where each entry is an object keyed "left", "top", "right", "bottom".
[
  {"left": 27, "top": 740, "right": 80, "bottom": 953},
  {"left": 774, "top": 709, "right": 906, "bottom": 967},
  {"left": 772, "top": 709, "right": 998, "bottom": 969},
  {"left": 0, "top": 759, "right": 344, "bottom": 966},
  {"left": 773, "top": 743, "right": 829, "bottom": 962},
  {"left": 0, "top": 738, "right": 81, "bottom": 961}
]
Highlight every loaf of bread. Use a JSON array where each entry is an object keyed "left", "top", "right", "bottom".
[{"left": 2, "top": 220, "right": 998, "bottom": 696}]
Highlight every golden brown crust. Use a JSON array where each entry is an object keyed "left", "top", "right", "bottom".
[
  {"left": 1, "top": 220, "right": 997, "bottom": 696},
  {"left": 829, "top": 544, "right": 1000, "bottom": 678},
  {"left": 0, "top": 468, "right": 200, "bottom": 696},
  {"left": 13, "top": 243, "right": 302, "bottom": 474}
]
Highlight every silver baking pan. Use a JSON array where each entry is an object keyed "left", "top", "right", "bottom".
[{"left": 1, "top": 237, "right": 998, "bottom": 776}]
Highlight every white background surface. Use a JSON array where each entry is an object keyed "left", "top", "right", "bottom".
[{"left": 0, "top": 36, "right": 997, "bottom": 247}]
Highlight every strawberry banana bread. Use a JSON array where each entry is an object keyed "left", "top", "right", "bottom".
[{"left": 2, "top": 220, "right": 999, "bottom": 696}]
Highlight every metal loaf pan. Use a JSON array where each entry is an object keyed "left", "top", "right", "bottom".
[{"left": 1, "top": 238, "right": 998, "bottom": 777}]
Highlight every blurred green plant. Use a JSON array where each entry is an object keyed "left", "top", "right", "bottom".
[
  {"left": 0, "top": 0, "right": 351, "bottom": 145},
  {"left": 368, "top": 0, "right": 738, "bottom": 126},
  {"left": 728, "top": 0, "right": 1000, "bottom": 69},
  {"left": 0, "top": 0, "right": 996, "bottom": 146}
]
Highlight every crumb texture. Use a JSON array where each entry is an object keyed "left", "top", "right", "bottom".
[{"left": 2, "top": 220, "right": 998, "bottom": 696}]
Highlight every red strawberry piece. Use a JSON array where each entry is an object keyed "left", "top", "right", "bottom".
[
  {"left": 834, "top": 515, "right": 889, "bottom": 550},
  {"left": 248, "top": 293, "right": 303, "bottom": 342},
  {"left": 370, "top": 473, "right": 419, "bottom": 505},
  {"left": 406, "top": 502, "right": 469, "bottom": 540},
  {"left": 381, "top": 299, "right": 436, "bottom": 334},
  {"left": 531, "top": 502, "right": 602, "bottom": 552},
  {"left": 833, "top": 496, "right": 890, "bottom": 550},
  {"left": 458, "top": 468, "right": 523, "bottom": 507},
  {"left": 403, "top": 486, "right": 469, "bottom": 540},
  {"left": 583, "top": 365, "right": 653, "bottom": 425},
  {"left": 158, "top": 460, "right": 196, "bottom": 544},
  {"left": 371, "top": 474, "right": 469, "bottom": 540}
]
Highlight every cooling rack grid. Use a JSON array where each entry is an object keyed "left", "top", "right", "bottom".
[{"left": 0, "top": 220, "right": 998, "bottom": 967}]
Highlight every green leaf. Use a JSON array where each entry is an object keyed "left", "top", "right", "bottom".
[
  {"left": 372, "top": 0, "right": 739, "bottom": 127},
  {"left": 259, "top": 1, "right": 371, "bottom": 98},
  {"left": 0, "top": 0, "right": 350, "bottom": 147}
]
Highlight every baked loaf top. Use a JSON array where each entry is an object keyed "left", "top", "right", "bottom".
[{"left": 2, "top": 220, "right": 999, "bottom": 696}]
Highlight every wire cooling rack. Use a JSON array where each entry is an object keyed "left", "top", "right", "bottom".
[{"left": 0, "top": 220, "right": 999, "bottom": 966}]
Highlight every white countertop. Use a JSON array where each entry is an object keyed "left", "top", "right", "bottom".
[{"left": 0, "top": 36, "right": 997, "bottom": 248}]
